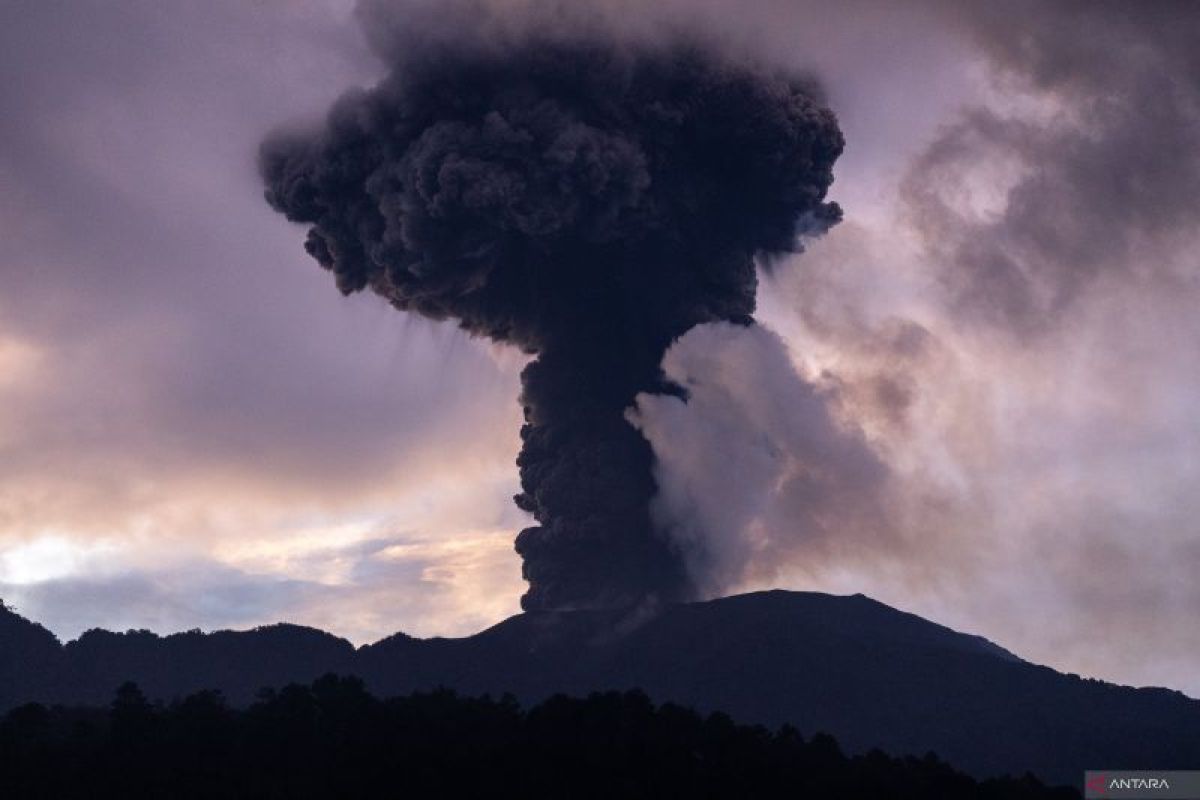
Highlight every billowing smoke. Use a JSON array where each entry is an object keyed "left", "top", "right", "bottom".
[
  {"left": 258, "top": 17, "right": 843, "bottom": 610},
  {"left": 629, "top": 323, "right": 889, "bottom": 597}
]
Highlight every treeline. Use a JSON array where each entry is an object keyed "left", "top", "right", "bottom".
[{"left": 0, "top": 675, "right": 1078, "bottom": 799}]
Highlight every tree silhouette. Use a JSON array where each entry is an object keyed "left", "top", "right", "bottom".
[{"left": 0, "top": 676, "right": 1081, "bottom": 799}]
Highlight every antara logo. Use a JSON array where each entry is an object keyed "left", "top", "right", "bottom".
[
  {"left": 1088, "top": 769, "right": 1200, "bottom": 797},
  {"left": 1089, "top": 774, "right": 1173, "bottom": 792},
  {"left": 1108, "top": 777, "right": 1171, "bottom": 790}
]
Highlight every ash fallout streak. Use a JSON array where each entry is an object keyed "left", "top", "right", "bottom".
[{"left": 260, "top": 37, "right": 843, "bottom": 610}]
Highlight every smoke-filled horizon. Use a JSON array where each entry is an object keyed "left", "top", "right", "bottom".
[{"left": 259, "top": 25, "right": 844, "bottom": 609}]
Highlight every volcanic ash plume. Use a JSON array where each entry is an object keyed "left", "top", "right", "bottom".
[{"left": 259, "top": 33, "right": 843, "bottom": 610}]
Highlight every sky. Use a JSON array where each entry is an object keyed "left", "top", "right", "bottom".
[{"left": 1, "top": 0, "right": 1197, "bottom": 696}]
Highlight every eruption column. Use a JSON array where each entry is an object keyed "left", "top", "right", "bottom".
[{"left": 260, "top": 41, "right": 843, "bottom": 610}]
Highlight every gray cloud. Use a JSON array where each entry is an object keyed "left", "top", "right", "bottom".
[
  {"left": 905, "top": 0, "right": 1200, "bottom": 333},
  {"left": 0, "top": 0, "right": 526, "bottom": 519}
]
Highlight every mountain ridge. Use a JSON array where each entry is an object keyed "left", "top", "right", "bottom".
[{"left": 3, "top": 590, "right": 1196, "bottom": 785}]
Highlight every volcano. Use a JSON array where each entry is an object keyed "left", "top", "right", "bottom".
[{"left": 2, "top": 590, "right": 1196, "bottom": 786}]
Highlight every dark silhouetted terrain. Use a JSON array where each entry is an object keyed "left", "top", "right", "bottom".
[
  {"left": 3, "top": 592, "right": 1197, "bottom": 786},
  {"left": 0, "top": 676, "right": 1079, "bottom": 799}
]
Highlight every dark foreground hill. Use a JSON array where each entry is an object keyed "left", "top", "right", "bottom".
[
  {"left": 0, "top": 677, "right": 1078, "bottom": 800},
  {"left": 3, "top": 591, "right": 1197, "bottom": 786}
]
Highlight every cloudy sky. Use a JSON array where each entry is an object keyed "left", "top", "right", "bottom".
[{"left": 1, "top": 0, "right": 1197, "bottom": 696}]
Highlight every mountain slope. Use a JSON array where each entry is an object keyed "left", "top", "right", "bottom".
[
  {"left": 356, "top": 591, "right": 1198, "bottom": 784},
  {"left": 0, "top": 600, "right": 61, "bottom": 711},
  {"left": 2, "top": 590, "right": 1196, "bottom": 785}
]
